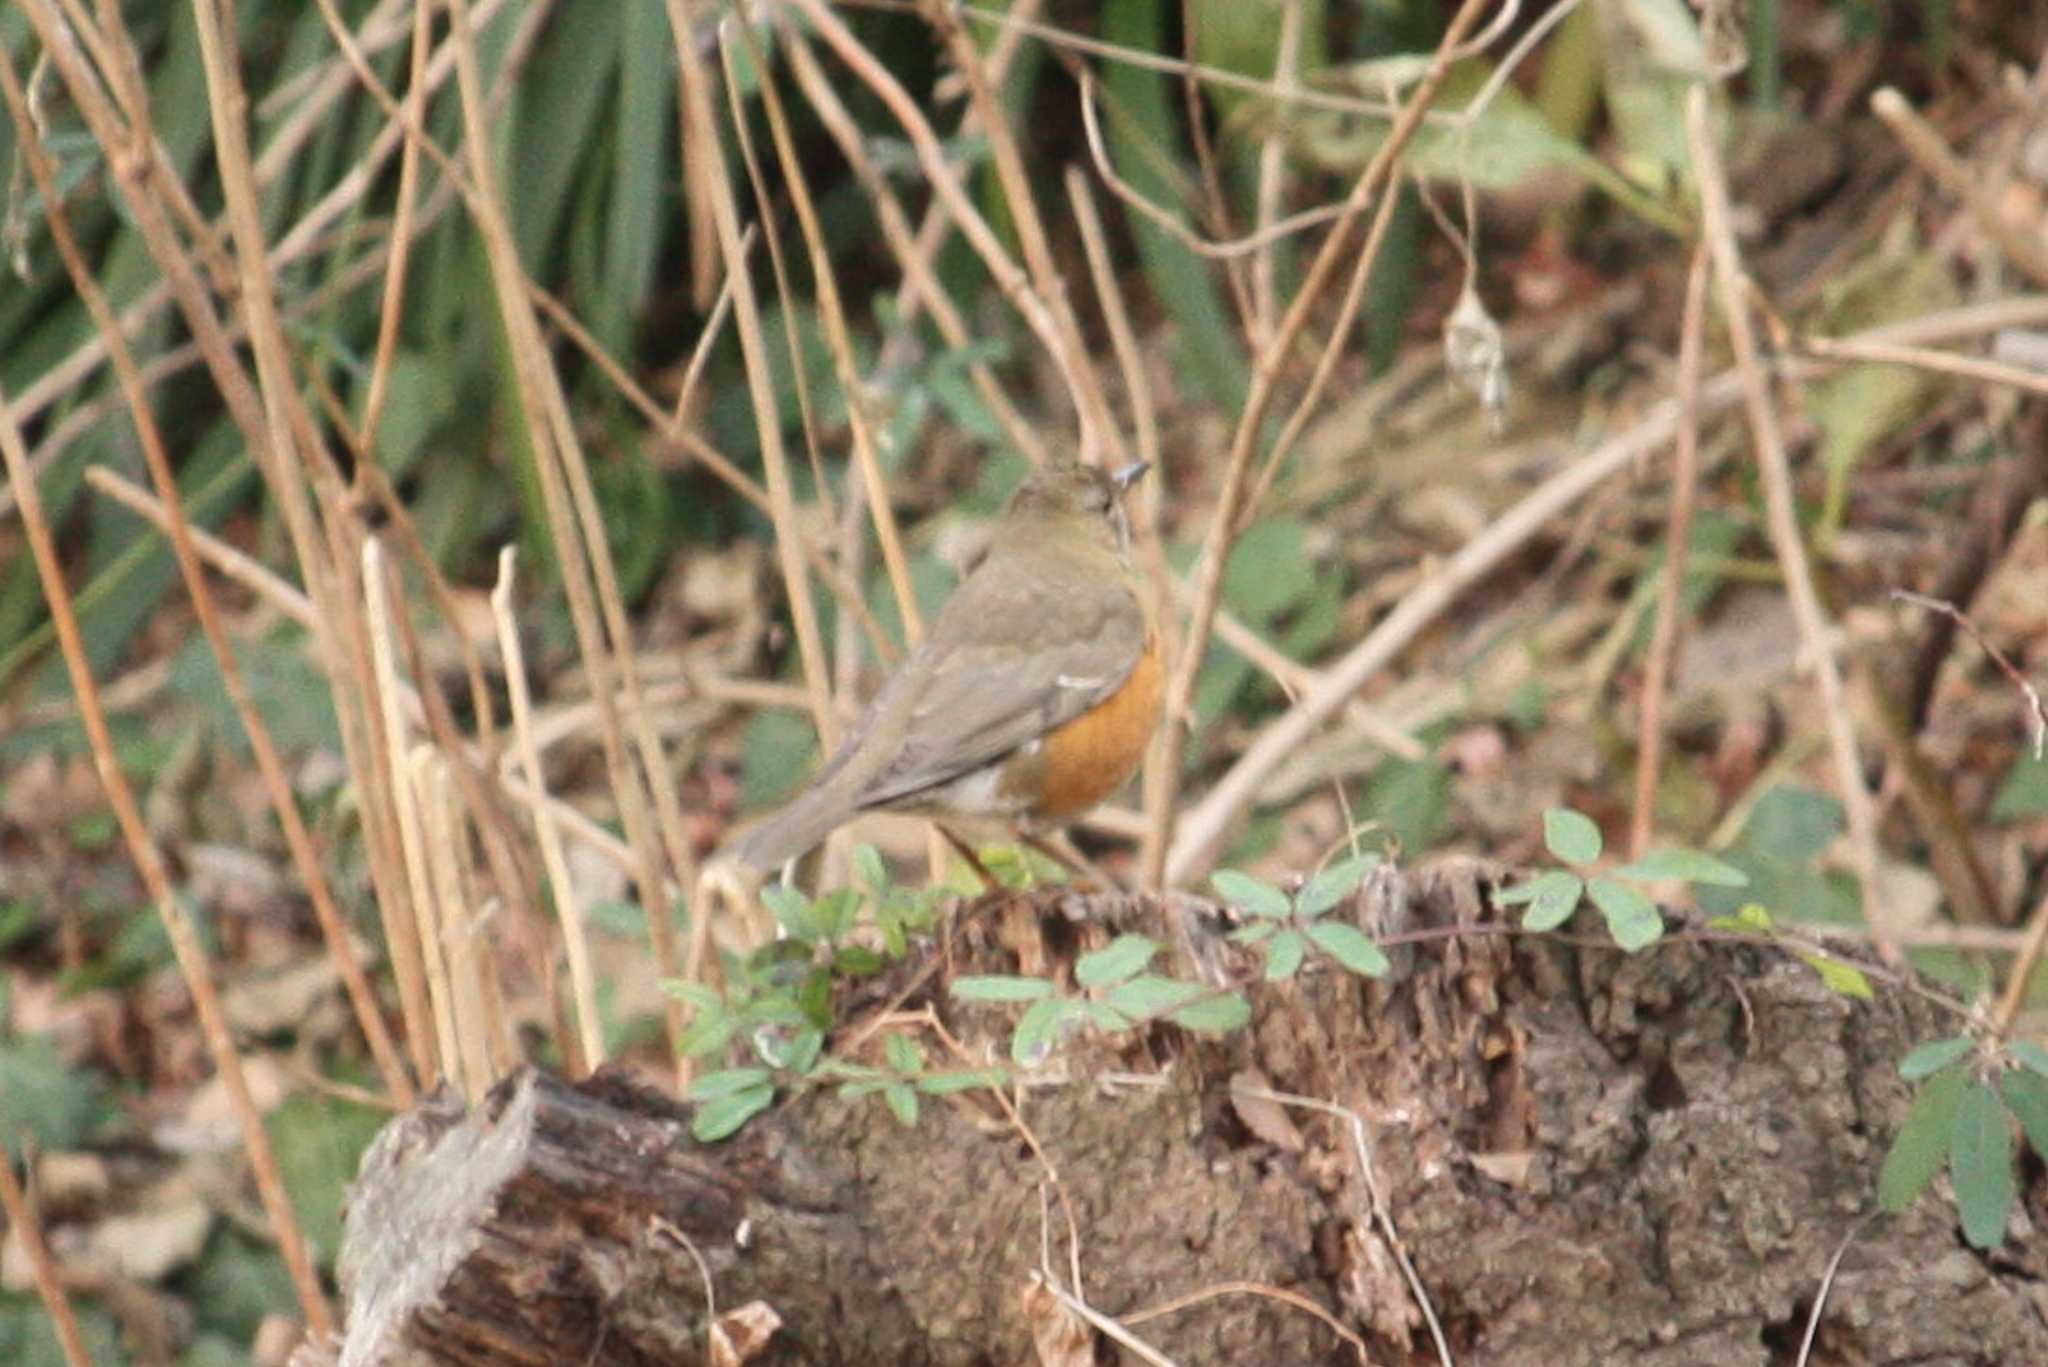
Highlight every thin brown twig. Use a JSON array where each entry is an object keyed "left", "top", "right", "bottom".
[
  {"left": 1123, "top": 1279, "right": 1370, "bottom": 1364},
  {"left": 1631, "top": 245, "right": 1712, "bottom": 859},
  {"left": 1802, "top": 333, "right": 2048, "bottom": 398},
  {"left": 1890, "top": 591, "right": 2046, "bottom": 760},
  {"left": 1992, "top": 884, "right": 2048, "bottom": 1038},
  {"left": 493, "top": 548, "right": 605, "bottom": 1074},
  {"left": 1687, "top": 85, "right": 1891, "bottom": 961},
  {"left": 1078, "top": 68, "right": 1347, "bottom": 262},
  {"left": 356, "top": 0, "right": 432, "bottom": 459},
  {"left": 1870, "top": 85, "right": 2048, "bottom": 289},
  {"left": 0, "top": 1157, "right": 91, "bottom": 1367}
]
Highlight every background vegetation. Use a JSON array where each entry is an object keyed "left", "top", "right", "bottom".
[{"left": 1, "top": 0, "right": 2046, "bottom": 1360}]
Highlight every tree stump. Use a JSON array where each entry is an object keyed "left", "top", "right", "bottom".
[{"left": 328, "top": 858, "right": 2048, "bottom": 1364}]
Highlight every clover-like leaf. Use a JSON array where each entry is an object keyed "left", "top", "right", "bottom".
[
  {"left": 1298, "top": 853, "right": 1381, "bottom": 918},
  {"left": 1305, "top": 921, "right": 1390, "bottom": 978},
  {"left": 883, "top": 1083, "right": 920, "bottom": 1129},
  {"left": 1793, "top": 951, "right": 1873, "bottom": 1001},
  {"left": 689, "top": 1080, "right": 774, "bottom": 1142},
  {"left": 1265, "top": 929, "right": 1308, "bottom": 980},
  {"left": 1613, "top": 847, "right": 1748, "bottom": 887},
  {"left": 1878, "top": 1064, "right": 1967, "bottom": 1213},
  {"left": 2000, "top": 1066, "right": 2048, "bottom": 1163},
  {"left": 1543, "top": 808, "right": 1603, "bottom": 865},
  {"left": 1951, "top": 1080, "right": 2015, "bottom": 1250},
  {"left": 1587, "top": 876, "right": 1663, "bottom": 951},
  {"left": 1075, "top": 934, "right": 1159, "bottom": 988},
  {"left": 1509, "top": 869, "right": 1584, "bottom": 932},
  {"left": 1105, "top": 975, "right": 1203, "bottom": 1020},
  {"left": 2008, "top": 1040, "right": 2048, "bottom": 1078},
  {"left": 1899, "top": 1036, "right": 1974, "bottom": 1081},
  {"left": 917, "top": 1068, "right": 1009, "bottom": 1095},
  {"left": 951, "top": 975, "right": 1056, "bottom": 1002},
  {"left": 1168, "top": 992, "right": 1252, "bottom": 1034},
  {"left": 1012, "top": 996, "right": 1085, "bottom": 1067},
  {"left": 1212, "top": 869, "right": 1294, "bottom": 919}
]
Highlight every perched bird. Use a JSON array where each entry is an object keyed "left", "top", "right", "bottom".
[{"left": 727, "top": 457, "right": 1161, "bottom": 873}]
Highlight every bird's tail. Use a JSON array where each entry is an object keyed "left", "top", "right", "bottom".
[{"left": 726, "top": 784, "right": 855, "bottom": 873}]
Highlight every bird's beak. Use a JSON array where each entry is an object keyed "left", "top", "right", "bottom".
[{"left": 1111, "top": 459, "right": 1151, "bottom": 494}]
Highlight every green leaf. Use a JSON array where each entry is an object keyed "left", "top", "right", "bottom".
[
  {"left": 775, "top": 1027, "right": 824, "bottom": 1076},
  {"left": 760, "top": 884, "right": 815, "bottom": 940},
  {"left": 265, "top": 1090, "right": 386, "bottom": 1266},
  {"left": 1513, "top": 869, "right": 1585, "bottom": 931},
  {"left": 1168, "top": 992, "right": 1253, "bottom": 1034},
  {"left": 661, "top": 979, "right": 724, "bottom": 1012},
  {"left": 854, "top": 843, "right": 889, "bottom": 893},
  {"left": 1543, "top": 808, "right": 1603, "bottom": 864},
  {"left": 1900, "top": 1037, "right": 1974, "bottom": 1081},
  {"left": 1706, "top": 903, "right": 1776, "bottom": 934},
  {"left": 1299, "top": 852, "right": 1381, "bottom": 917},
  {"left": 2000, "top": 1067, "right": 2048, "bottom": 1162},
  {"left": 687, "top": 1067, "right": 774, "bottom": 1101},
  {"left": 1991, "top": 751, "right": 2048, "bottom": 821},
  {"left": 1211, "top": 869, "right": 1293, "bottom": 919},
  {"left": 917, "top": 1068, "right": 1010, "bottom": 1095},
  {"left": 1305, "top": 921, "right": 1391, "bottom": 978},
  {"left": 0, "top": 1036, "right": 114, "bottom": 1157},
  {"left": 814, "top": 888, "right": 862, "bottom": 940},
  {"left": 882, "top": 1083, "right": 919, "bottom": 1128},
  {"left": 951, "top": 975, "right": 1056, "bottom": 1002},
  {"left": 1878, "top": 1064, "right": 1967, "bottom": 1212},
  {"left": 1951, "top": 1081, "right": 2015, "bottom": 1249},
  {"left": 1075, "top": 934, "right": 1159, "bottom": 988},
  {"left": 1793, "top": 951, "right": 1873, "bottom": 1001},
  {"left": 1012, "top": 996, "right": 1084, "bottom": 1067},
  {"left": 2009, "top": 1040, "right": 2048, "bottom": 1078},
  {"left": 884, "top": 1033, "right": 923, "bottom": 1076},
  {"left": 1231, "top": 922, "right": 1278, "bottom": 943},
  {"left": 1265, "top": 929, "right": 1308, "bottom": 980},
  {"left": 1613, "top": 847, "right": 1748, "bottom": 887},
  {"left": 676, "top": 1011, "right": 736, "bottom": 1059},
  {"left": 1587, "top": 876, "right": 1663, "bottom": 951},
  {"left": 691, "top": 1085, "right": 773, "bottom": 1142},
  {"left": 1223, "top": 517, "right": 1316, "bottom": 623},
  {"left": 1086, "top": 1001, "right": 1135, "bottom": 1032},
  {"left": 833, "top": 945, "right": 885, "bottom": 976},
  {"left": 1741, "top": 786, "right": 1845, "bottom": 864},
  {"left": 1104, "top": 975, "right": 1203, "bottom": 1020}
]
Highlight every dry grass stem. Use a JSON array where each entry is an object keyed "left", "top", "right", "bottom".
[
  {"left": 1686, "top": 86, "right": 1891, "bottom": 960},
  {"left": 1801, "top": 334, "right": 2048, "bottom": 398},
  {"left": 494, "top": 548, "right": 607, "bottom": 1074},
  {"left": 1871, "top": 85, "right": 2048, "bottom": 288},
  {"left": 668, "top": 0, "right": 839, "bottom": 751},
  {"left": 1631, "top": 245, "right": 1712, "bottom": 859},
  {"left": 0, "top": 1158, "right": 92, "bottom": 1367}
]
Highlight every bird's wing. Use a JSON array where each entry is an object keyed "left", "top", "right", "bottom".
[{"left": 854, "top": 548, "right": 1146, "bottom": 810}]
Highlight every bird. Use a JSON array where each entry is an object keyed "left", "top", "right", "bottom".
[{"left": 725, "top": 457, "right": 1161, "bottom": 875}]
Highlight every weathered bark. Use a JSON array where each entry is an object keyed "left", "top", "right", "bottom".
[{"left": 332, "top": 858, "right": 2048, "bottom": 1364}]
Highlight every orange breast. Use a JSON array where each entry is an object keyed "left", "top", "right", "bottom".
[{"left": 1024, "top": 631, "right": 1164, "bottom": 820}]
